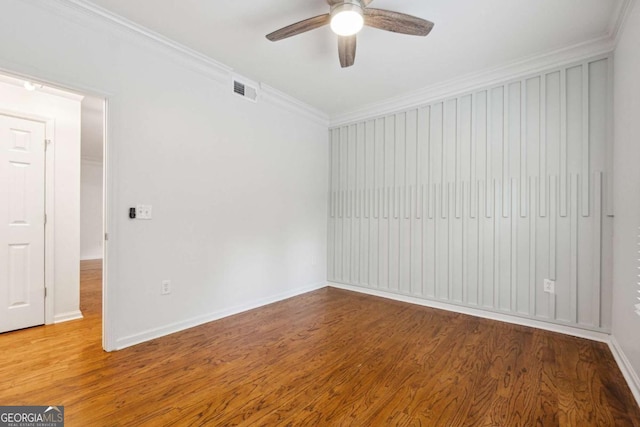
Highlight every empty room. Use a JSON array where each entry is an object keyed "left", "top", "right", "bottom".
[{"left": 1, "top": 0, "right": 639, "bottom": 425}]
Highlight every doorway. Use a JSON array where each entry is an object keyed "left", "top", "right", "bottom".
[
  {"left": 0, "top": 72, "right": 106, "bottom": 341},
  {"left": 80, "top": 95, "right": 104, "bottom": 323}
]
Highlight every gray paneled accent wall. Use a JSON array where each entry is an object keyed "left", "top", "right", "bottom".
[{"left": 328, "top": 55, "right": 612, "bottom": 332}]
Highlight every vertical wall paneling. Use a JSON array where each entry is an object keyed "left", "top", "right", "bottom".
[
  {"left": 510, "top": 178, "right": 518, "bottom": 312},
  {"left": 328, "top": 130, "right": 335, "bottom": 282},
  {"left": 548, "top": 175, "right": 557, "bottom": 319},
  {"left": 582, "top": 64, "right": 590, "bottom": 217},
  {"left": 328, "top": 56, "right": 612, "bottom": 331},
  {"left": 520, "top": 80, "right": 528, "bottom": 218},
  {"left": 570, "top": 174, "right": 579, "bottom": 323},
  {"left": 540, "top": 76, "right": 547, "bottom": 218},
  {"left": 503, "top": 84, "right": 512, "bottom": 219},
  {"left": 529, "top": 177, "right": 537, "bottom": 316},
  {"left": 471, "top": 94, "right": 479, "bottom": 220},
  {"left": 560, "top": 68, "right": 568, "bottom": 218},
  {"left": 353, "top": 124, "right": 362, "bottom": 285},
  {"left": 341, "top": 126, "right": 348, "bottom": 283},
  {"left": 591, "top": 172, "right": 602, "bottom": 327},
  {"left": 547, "top": 71, "right": 560, "bottom": 213},
  {"left": 605, "top": 57, "right": 615, "bottom": 217}
]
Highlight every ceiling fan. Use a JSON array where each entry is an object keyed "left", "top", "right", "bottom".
[{"left": 266, "top": 0, "right": 434, "bottom": 68}]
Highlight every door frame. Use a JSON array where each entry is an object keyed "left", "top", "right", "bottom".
[
  {"left": 44, "top": 117, "right": 55, "bottom": 325},
  {"left": 0, "top": 67, "right": 114, "bottom": 351}
]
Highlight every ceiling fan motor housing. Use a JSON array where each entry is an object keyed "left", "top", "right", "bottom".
[{"left": 330, "top": 0, "right": 364, "bottom": 16}]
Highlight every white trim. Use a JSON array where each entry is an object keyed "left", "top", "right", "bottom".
[
  {"left": 330, "top": 282, "right": 640, "bottom": 407},
  {"left": 25, "top": 0, "right": 329, "bottom": 126},
  {"left": 330, "top": 0, "right": 635, "bottom": 126},
  {"left": 328, "top": 282, "right": 611, "bottom": 342},
  {"left": 22, "top": 0, "right": 627, "bottom": 129},
  {"left": 41, "top": 0, "right": 231, "bottom": 84},
  {"left": 102, "top": 97, "right": 113, "bottom": 351},
  {"left": 611, "top": 0, "right": 636, "bottom": 46},
  {"left": 2, "top": 76, "right": 111, "bottom": 351},
  {"left": 114, "top": 281, "right": 326, "bottom": 350},
  {"left": 44, "top": 119, "right": 55, "bottom": 326},
  {"left": 608, "top": 336, "right": 640, "bottom": 407},
  {"left": 53, "top": 310, "right": 83, "bottom": 323},
  {"left": 330, "top": 42, "right": 615, "bottom": 126},
  {"left": 261, "top": 84, "right": 330, "bottom": 127}
]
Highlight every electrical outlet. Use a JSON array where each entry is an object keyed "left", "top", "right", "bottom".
[
  {"left": 161, "top": 280, "right": 171, "bottom": 295},
  {"left": 543, "top": 279, "right": 555, "bottom": 294}
]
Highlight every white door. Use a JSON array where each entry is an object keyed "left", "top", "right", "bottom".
[{"left": 0, "top": 114, "right": 45, "bottom": 333}]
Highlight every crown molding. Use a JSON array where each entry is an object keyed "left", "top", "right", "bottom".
[
  {"left": 40, "top": 0, "right": 232, "bottom": 85},
  {"left": 330, "top": 37, "right": 615, "bottom": 127},
  {"left": 330, "top": 0, "right": 633, "bottom": 127},
  {"left": 611, "top": 0, "right": 636, "bottom": 46},
  {"left": 23, "top": 0, "right": 631, "bottom": 131},
  {"left": 260, "top": 84, "right": 329, "bottom": 127},
  {"left": 25, "top": 0, "right": 329, "bottom": 125}
]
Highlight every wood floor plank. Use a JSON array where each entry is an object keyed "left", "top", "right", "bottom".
[{"left": 0, "top": 262, "right": 639, "bottom": 426}]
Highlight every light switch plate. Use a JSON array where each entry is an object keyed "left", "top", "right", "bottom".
[
  {"left": 136, "top": 204, "right": 152, "bottom": 220},
  {"left": 161, "top": 279, "right": 171, "bottom": 295}
]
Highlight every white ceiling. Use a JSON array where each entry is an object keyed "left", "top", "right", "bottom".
[{"left": 87, "top": 0, "right": 623, "bottom": 116}]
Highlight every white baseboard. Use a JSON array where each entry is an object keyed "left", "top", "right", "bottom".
[
  {"left": 114, "top": 281, "right": 327, "bottom": 350},
  {"left": 53, "top": 310, "right": 84, "bottom": 323},
  {"left": 329, "top": 282, "right": 640, "bottom": 408},
  {"left": 111, "top": 280, "right": 640, "bottom": 409},
  {"left": 608, "top": 336, "right": 640, "bottom": 407},
  {"left": 328, "top": 282, "right": 611, "bottom": 342}
]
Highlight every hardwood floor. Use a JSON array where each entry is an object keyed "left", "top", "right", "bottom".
[{"left": 1, "top": 260, "right": 639, "bottom": 426}]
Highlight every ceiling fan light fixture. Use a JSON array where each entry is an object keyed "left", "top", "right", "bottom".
[
  {"left": 265, "top": 0, "right": 434, "bottom": 68},
  {"left": 330, "top": 3, "right": 364, "bottom": 36}
]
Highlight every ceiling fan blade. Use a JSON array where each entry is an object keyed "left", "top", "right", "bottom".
[
  {"left": 362, "top": 0, "right": 374, "bottom": 5},
  {"left": 364, "top": 8, "right": 434, "bottom": 36},
  {"left": 266, "top": 14, "right": 331, "bottom": 41},
  {"left": 338, "top": 35, "right": 356, "bottom": 68}
]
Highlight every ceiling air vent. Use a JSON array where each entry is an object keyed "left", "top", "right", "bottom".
[{"left": 232, "top": 77, "right": 258, "bottom": 102}]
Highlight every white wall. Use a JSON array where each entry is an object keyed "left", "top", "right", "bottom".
[
  {"left": 328, "top": 56, "right": 612, "bottom": 332},
  {"left": 612, "top": 0, "right": 640, "bottom": 397},
  {"left": 0, "top": 79, "right": 81, "bottom": 323},
  {"left": 0, "top": 0, "right": 328, "bottom": 349},
  {"left": 81, "top": 159, "right": 103, "bottom": 260}
]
